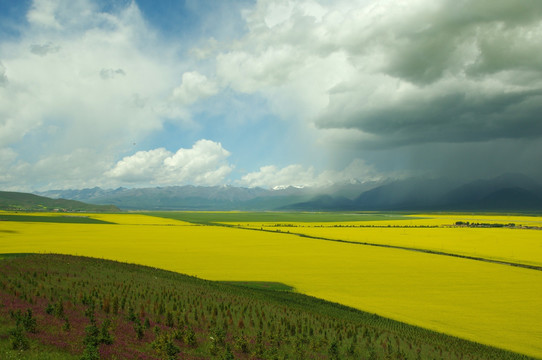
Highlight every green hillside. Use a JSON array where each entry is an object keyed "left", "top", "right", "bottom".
[
  {"left": 0, "top": 254, "right": 533, "bottom": 360},
  {"left": 0, "top": 191, "right": 119, "bottom": 212}
]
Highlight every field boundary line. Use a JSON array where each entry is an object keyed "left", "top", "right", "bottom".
[{"left": 212, "top": 222, "right": 542, "bottom": 272}]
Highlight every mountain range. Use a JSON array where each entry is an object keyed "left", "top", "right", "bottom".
[{"left": 33, "top": 173, "right": 542, "bottom": 212}]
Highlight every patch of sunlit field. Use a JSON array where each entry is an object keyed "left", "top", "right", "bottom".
[
  {"left": 230, "top": 214, "right": 542, "bottom": 267},
  {"left": 1, "top": 216, "right": 541, "bottom": 358},
  {"left": 244, "top": 226, "right": 542, "bottom": 267}
]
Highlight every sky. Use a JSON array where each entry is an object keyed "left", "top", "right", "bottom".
[{"left": 1, "top": 0, "right": 542, "bottom": 191}]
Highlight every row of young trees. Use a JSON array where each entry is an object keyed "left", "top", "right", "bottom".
[{"left": 0, "top": 254, "right": 529, "bottom": 360}]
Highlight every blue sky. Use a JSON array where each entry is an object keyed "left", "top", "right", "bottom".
[{"left": 1, "top": 0, "right": 542, "bottom": 191}]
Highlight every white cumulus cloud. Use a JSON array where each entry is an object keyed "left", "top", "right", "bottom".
[
  {"left": 172, "top": 71, "right": 219, "bottom": 106},
  {"left": 0, "top": 0, "right": 197, "bottom": 190},
  {"left": 107, "top": 140, "right": 233, "bottom": 186}
]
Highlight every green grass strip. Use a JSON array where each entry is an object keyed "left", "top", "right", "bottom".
[
  {"left": 144, "top": 211, "right": 409, "bottom": 224},
  {"left": 0, "top": 214, "right": 113, "bottom": 224},
  {"left": 219, "top": 281, "right": 295, "bottom": 291}
]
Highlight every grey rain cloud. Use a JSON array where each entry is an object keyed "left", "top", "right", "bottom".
[
  {"left": 313, "top": 0, "right": 542, "bottom": 150},
  {"left": 319, "top": 88, "right": 542, "bottom": 148},
  {"left": 0, "top": 62, "right": 7, "bottom": 86},
  {"left": 30, "top": 42, "right": 61, "bottom": 56},
  {"left": 378, "top": 0, "right": 542, "bottom": 84},
  {"left": 100, "top": 68, "right": 126, "bottom": 80}
]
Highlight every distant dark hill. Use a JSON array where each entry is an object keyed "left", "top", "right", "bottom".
[
  {"left": 0, "top": 191, "right": 120, "bottom": 212},
  {"left": 282, "top": 194, "right": 354, "bottom": 211},
  {"left": 289, "top": 178, "right": 459, "bottom": 211},
  {"left": 468, "top": 187, "right": 542, "bottom": 210},
  {"left": 439, "top": 174, "right": 542, "bottom": 209},
  {"left": 352, "top": 178, "right": 459, "bottom": 210},
  {"left": 287, "top": 174, "right": 542, "bottom": 211}
]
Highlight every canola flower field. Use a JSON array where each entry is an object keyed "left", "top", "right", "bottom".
[
  {"left": 1, "top": 211, "right": 541, "bottom": 358},
  {"left": 235, "top": 225, "right": 542, "bottom": 267},
  {"left": 228, "top": 213, "right": 542, "bottom": 267}
]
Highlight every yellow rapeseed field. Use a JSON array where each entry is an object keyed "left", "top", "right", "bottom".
[
  {"left": 233, "top": 213, "right": 542, "bottom": 267},
  {"left": 1, "top": 213, "right": 541, "bottom": 358},
  {"left": 243, "top": 226, "right": 542, "bottom": 267}
]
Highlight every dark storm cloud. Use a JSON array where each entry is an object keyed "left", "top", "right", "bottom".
[
  {"left": 382, "top": 0, "right": 542, "bottom": 84},
  {"left": 320, "top": 88, "right": 542, "bottom": 148},
  {"left": 0, "top": 61, "right": 7, "bottom": 86},
  {"left": 405, "top": 138, "right": 542, "bottom": 181},
  {"left": 30, "top": 42, "right": 61, "bottom": 56},
  {"left": 100, "top": 68, "right": 126, "bottom": 80},
  {"left": 316, "top": 0, "right": 542, "bottom": 149}
]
